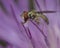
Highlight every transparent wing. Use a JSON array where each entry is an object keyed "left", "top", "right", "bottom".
[{"left": 35, "top": 11, "right": 56, "bottom": 13}]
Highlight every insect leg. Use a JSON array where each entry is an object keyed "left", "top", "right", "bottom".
[{"left": 34, "top": 17, "right": 40, "bottom": 24}]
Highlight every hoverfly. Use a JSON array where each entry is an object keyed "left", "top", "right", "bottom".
[{"left": 21, "top": 10, "right": 56, "bottom": 25}]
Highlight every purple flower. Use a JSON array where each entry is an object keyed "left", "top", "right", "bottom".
[{"left": 0, "top": 0, "right": 60, "bottom": 48}]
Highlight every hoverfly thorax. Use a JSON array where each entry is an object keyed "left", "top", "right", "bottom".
[{"left": 28, "top": 11, "right": 36, "bottom": 20}]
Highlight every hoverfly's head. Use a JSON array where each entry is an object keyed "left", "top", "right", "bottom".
[
  {"left": 20, "top": 11, "right": 29, "bottom": 23},
  {"left": 21, "top": 11, "right": 28, "bottom": 19},
  {"left": 21, "top": 11, "right": 28, "bottom": 16},
  {"left": 23, "top": 11, "right": 28, "bottom": 15}
]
